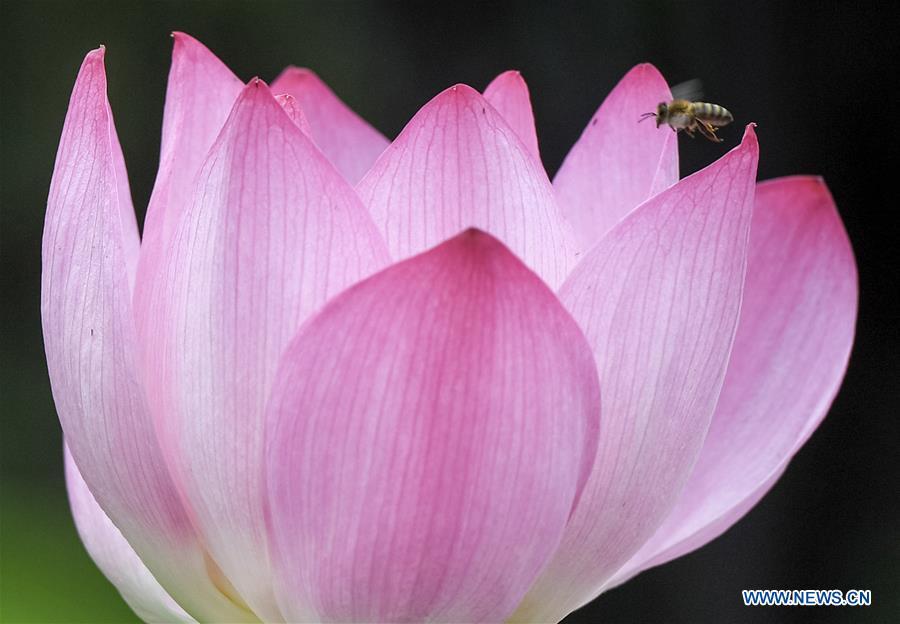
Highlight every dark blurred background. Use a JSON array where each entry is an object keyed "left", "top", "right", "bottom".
[{"left": 1, "top": 1, "right": 898, "bottom": 622}]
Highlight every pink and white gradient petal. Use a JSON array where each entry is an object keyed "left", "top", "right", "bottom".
[
  {"left": 357, "top": 84, "right": 579, "bottom": 289},
  {"left": 140, "top": 79, "right": 390, "bottom": 620},
  {"left": 513, "top": 126, "right": 759, "bottom": 623},
  {"left": 605, "top": 176, "right": 858, "bottom": 589},
  {"left": 483, "top": 70, "right": 541, "bottom": 161},
  {"left": 271, "top": 67, "right": 389, "bottom": 184},
  {"left": 265, "top": 230, "right": 600, "bottom": 623},
  {"left": 134, "top": 33, "right": 243, "bottom": 340},
  {"left": 64, "top": 446, "right": 195, "bottom": 624},
  {"left": 553, "top": 64, "right": 678, "bottom": 249},
  {"left": 42, "top": 48, "right": 253, "bottom": 622}
]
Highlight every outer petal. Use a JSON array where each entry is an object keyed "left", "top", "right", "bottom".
[
  {"left": 42, "top": 48, "right": 253, "bottom": 622},
  {"left": 64, "top": 446, "right": 195, "bottom": 624},
  {"left": 271, "top": 67, "right": 389, "bottom": 184},
  {"left": 553, "top": 64, "right": 678, "bottom": 249},
  {"left": 483, "top": 70, "right": 540, "bottom": 161},
  {"left": 512, "top": 126, "right": 759, "bottom": 622},
  {"left": 357, "top": 84, "right": 578, "bottom": 289},
  {"left": 605, "top": 176, "right": 858, "bottom": 588},
  {"left": 265, "top": 230, "right": 600, "bottom": 623},
  {"left": 141, "top": 79, "right": 391, "bottom": 619}
]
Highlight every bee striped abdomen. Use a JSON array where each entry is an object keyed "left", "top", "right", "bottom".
[{"left": 693, "top": 102, "right": 733, "bottom": 126}]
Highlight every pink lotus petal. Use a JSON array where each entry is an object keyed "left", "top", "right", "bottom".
[
  {"left": 107, "top": 93, "right": 140, "bottom": 289},
  {"left": 605, "top": 176, "right": 858, "bottom": 588},
  {"left": 264, "top": 229, "right": 600, "bottom": 623},
  {"left": 357, "top": 84, "right": 579, "bottom": 289},
  {"left": 271, "top": 67, "right": 389, "bottom": 184},
  {"left": 274, "top": 93, "right": 313, "bottom": 135},
  {"left": 141, "top": 78, "right": 391, "bottom": 619},
  {"left": 64, "top": 446, "right": 195, "bottom": 624},
  {"left": 133, "top": 33, "right": 243, "bottom": 340},
  {"left": 553, "top": 64, "right": 678, "bottom": 249},
  {"left": 483, "top": 70, "right": 541, "bottom": 161},
  {"left": 512, "top": 126, "right": 759, "bottom": 622},
  {"left": 42, "top": 48, "right": 254, "bottom": 622}
]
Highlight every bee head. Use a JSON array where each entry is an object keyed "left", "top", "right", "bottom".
[{"left": 655, "top": 102, "right": 668, "bottom": 127}]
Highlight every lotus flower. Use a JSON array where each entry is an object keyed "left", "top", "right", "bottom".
[{"left": 42, "top": 33, "right": 857, "bottom": 623}]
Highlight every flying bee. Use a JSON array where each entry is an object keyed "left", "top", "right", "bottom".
[{"left": 639, "top": 81, "right": 734, "bottom": 142}]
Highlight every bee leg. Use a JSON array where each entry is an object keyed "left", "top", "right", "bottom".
[
  {"left": 684, "top": 126, "right": 695, "bottom": 139},
  {"left": 698, "top": 121, "right": 722, "bottom": 143}
]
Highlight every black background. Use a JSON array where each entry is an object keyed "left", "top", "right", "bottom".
[{"left": 1, "top": 1, "right": 898, "bottom": 622}]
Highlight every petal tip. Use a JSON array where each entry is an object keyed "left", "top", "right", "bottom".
[
  {"left": 222, "top": 79, "right": 292, "bottom": 130},
  {"left": 84, "top": 46, "right": 106, "bottom": 64},
  {"left": 762, "top": 173, "right": 826, "bottom": 191},
  {"left": 428, "top": 84, "right": 492, "bottom": 117},
  {"left": 273, "top": 66, "right": 320, "bottom": 86},
  {"left": 435, "top": 228, "right": 524, "bottom": 270},
  {"left": 442, "top": 83, "right": 482, "bottom": 101},
  {"left": 451, "top": 226, "right": 502, "bottom": 249},
  {"left": 170, "top": 31, "right": 197, "bottom": 46},
  {"left": 627, "top": 62, "right": 668, "bottom": 89},
  {"left": 807, "top": 176, "right": 834, "bottom": 202},
  {"left": 238, "top": 77, "right": 273, "bottom": 100},
  {"left": 486, "top": 70, "right": 530, "bottom": 94},
  {"left": 633, "top": 61, "right": 660, "bottom": 74},
  {"left": 458, "top": 225, "right": 492, "bottom": 241},
  {"left": 497, "top": 69, "right": 524, "bottom": 80},
  {"left": 76, "top": 47, "right": 108, "bottom": 87},
  {"left": 169, "top": 31, "right": 221, "bottom": 62},
  {"left": 758, "top": 176, "right": 840, "bottom": 219},
  {"left": 737, "top": 123, "right": 759, "bottom": 153}
]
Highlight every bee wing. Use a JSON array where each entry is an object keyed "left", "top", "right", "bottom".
[{"left": 670, "top": 78, "right": 704, "bottom": 101}]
